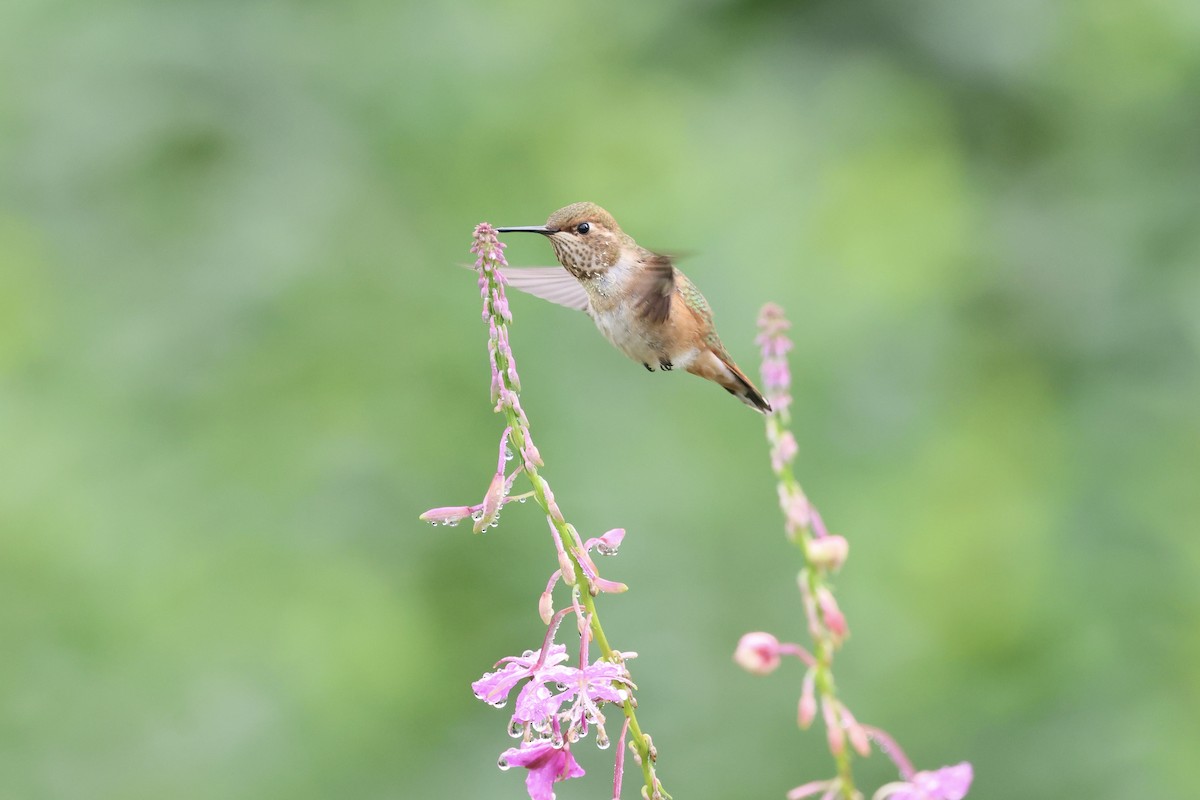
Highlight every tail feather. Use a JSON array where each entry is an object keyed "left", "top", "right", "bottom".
[{"left": 687, "top": 350, "right": 772, "bottom": 413}]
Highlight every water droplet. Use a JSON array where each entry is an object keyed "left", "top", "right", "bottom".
[
  {"left": 596, "top": 732, "right": 610, "bottom": 750},
  {"left": 504, "top": 446, "right": 514, "bottom": 462},
  {"left": 491, "top": 700, "right": 508, "bottom": 710},
  {"left": 446, "top": 519, "right": 460, "bottom": 527},
  {"left": 566, "top": 727, "right": 580, "bottom": 743},
  {"left": 508, "top": 720, "right": 526, "bottom": 738},
  {"left": 429, "top": 522, "right": 438, "bottom": 527},
  {"left": 497, "top": 756, "right": 510, "bottom": 771},
  {"left": 471, "top": 511, "right": 484, "bottom": 522},
  {"left": 519, "top": 497, "right": 528, "bottom": 504},
  {"left": 555, "top": 682, "right": 569, "bottom": 692},
  {"left": 522, "top": 649, "right": 535, "bottom": 658}
]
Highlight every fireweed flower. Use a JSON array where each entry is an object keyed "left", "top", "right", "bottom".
[
  {"left": 515, "top": 658, "right": 635, "bottom": 741},
  {"left": 873, "top": 763, "right": 973, "bottom": 800},
  {"left": 737, "top": 304, "right": 971, "bottom": 800},
  {"left": 498, "top": 737, "right": 586, "bottom": 800},
  {"left": 423, "top": 223, "right": 668, "bottom": 800},
  {"left": 472, "top": 644, "right": 569, "bottom": 708}
]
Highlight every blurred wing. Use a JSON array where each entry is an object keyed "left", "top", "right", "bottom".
[
  {"left": 632, "top": 253, "right": 676, "bottom": 324},
  {"left": 499, "top": 267, "right": 590, "bottom": 312}
]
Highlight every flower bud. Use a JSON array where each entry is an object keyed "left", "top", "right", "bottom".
[
  {"left": 806, "top": 535, "right": 849, "bottom": 571},
  {"left": 734, "top": 632, "right": 782, "bottom": 675},
  {"left": 419, "top": 505, "right": 474, "bottom": 527},
  {"left": 473, "top": 472, "right": 505, "bottom": 533},
  {"left": 798, "top": 668, "right": 817, "bottom": 728},
  {"left": 816, "top": 587, "right": 849, "bottom": 644}
]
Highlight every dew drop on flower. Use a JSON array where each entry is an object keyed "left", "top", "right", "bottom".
[
  {"left": 491, "top": 700, "right": 508, "bottom": 709},
  {"left": 504, "top": 446, "right": 514, "bottom": 462},
  {"left": 596, "top": 730, "right": 610, "bottom": 750},
  {"left": 497, "top": 756, "right": 510, "bottom": 771},
  {"left": 471, "top": 511, "right": 484, "bottom": 522},
  {"left": 555, "top": 682, "right": 569, "bottom": 691},
  {"left": 508, "top": 719, "right": 526, "bottom": 738},
  {"left": 519, "top": 497, "right": 527, "bottom": 503}
]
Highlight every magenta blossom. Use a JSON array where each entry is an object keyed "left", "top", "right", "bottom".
[
  {"left": 472, "top": 645, "right": 569, "bottom": 708},
  {"left": 875, "top": 762, "right": 973, "bottom": 800},
  {"left": 514, "top": 658, "right": 635, "bottom": 737},
  {"left": 498, "top": 739, "right": 586, "bottom": 800}
]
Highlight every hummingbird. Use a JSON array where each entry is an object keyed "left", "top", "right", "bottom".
[{"left": 497, "top": 202, "right": 771, "bottom": 413}]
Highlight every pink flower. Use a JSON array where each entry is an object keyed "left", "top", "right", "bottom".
[
  {"left": 472, "top": 645, "right": 569, "bottom": 708},
  {"left": 514, "top": 658, "right": 634, "bottom": 734},
  {"left": 498, "top": 739, "right": 586, "bottom": 800},
  {"left": 734, "top": 632, "right": 782, "bottom": 675},
  {"left": 877, "top": 762, "right": 973, "bottom": 800}
]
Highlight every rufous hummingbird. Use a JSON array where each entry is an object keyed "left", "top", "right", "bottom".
[{"left": 497, "top": 202, "right": 771, "bottom": 413}]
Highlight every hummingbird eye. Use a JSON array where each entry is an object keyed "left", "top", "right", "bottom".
[{"left": 576, "top": 222, "right": 591, "bottom": 235}]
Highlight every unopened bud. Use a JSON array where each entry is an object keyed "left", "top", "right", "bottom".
[
  {"left": 816, "top": 587, "right": 849, "bottom": 644},
  {"left": 798, "top": 668, "right": 817, "bottom": 728},
  {"left": 473, "top": 472, "right": 504, "bottom": 533},
  {"left": 806, "top": 535, "right": 849, "bottom": 571},
  {"left": 734, "top": 632, "right": 782, "bottom": 675}
]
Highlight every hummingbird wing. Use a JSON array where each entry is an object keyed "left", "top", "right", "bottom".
[
  {"left": 632, "top": 253, "right": 676, "bottom": 324},
  {"left": 498, "top": 267, "right": 590, "bottom": 312}
]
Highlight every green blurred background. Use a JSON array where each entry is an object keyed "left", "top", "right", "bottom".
[{"left": 2, "top": 1, "right": 1198, "bottom": 798}]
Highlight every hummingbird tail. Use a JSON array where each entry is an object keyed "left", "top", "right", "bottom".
[{"left": 688, "top": 351, "right": 772, "bottom": 414}]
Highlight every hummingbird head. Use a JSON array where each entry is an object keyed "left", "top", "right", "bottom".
[{"left": 499, "top": 202, "right": 628, "bottom": 277}]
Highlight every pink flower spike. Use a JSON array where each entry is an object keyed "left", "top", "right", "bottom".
[
  {"left": 498, "top": 739, "right": 585, "bottom": 800},
  {"left": 807, "top": 535, "right": 849, "bottom": 571},
  {"left": 584, "top": 527, "right": 625, "bottom": 555},
  {"left": 798, "top": 668, "right": 817, "bottom": 728},
  {"left": 733, "top": 632, "right": 782, "bottom": 675},
  {"left": 786, "top": 778, "right": 835, "bottom": 800},
  {"left": 419, "top": 504, "right": 475, "bottom": 527}
]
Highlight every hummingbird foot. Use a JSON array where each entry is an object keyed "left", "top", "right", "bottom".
[
  {"left": 643, "top": 362, "right": 654, "bottom": 372},
  {"left": 659, "top": 359, "right": 673, "bottom": 371}
]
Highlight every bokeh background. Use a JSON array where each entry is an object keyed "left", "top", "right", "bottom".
[{"left": 3, "top": 1, "right": 1198, "bottom": 798}]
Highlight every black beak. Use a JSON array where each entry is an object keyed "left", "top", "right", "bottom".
[{"left": 496, "top": 226, "right": 556, "bottom": 235}]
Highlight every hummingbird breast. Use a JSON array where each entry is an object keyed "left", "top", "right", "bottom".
[{"left": 584, "top": 260, "right": 701, "bottom": 370}]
